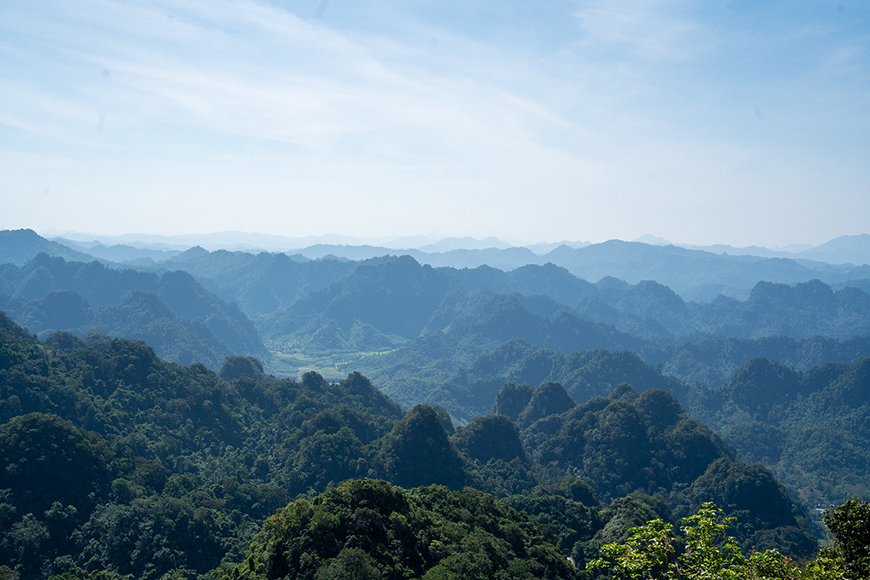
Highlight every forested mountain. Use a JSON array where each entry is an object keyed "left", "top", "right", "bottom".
[
  {"left": 449, "top": 262, "right": 599, "bottom": 306},
  {"left": 3, "top": 231, "right": 870, "bottom": 578},
  {"left": 256, "top": 255, "right": 454, "bottom": 351},
  {"left": 639, "top": 279, "right": 870, "bottom": 340},
  {"left": 0, "top": 314, "right": 817, "bottom": 578},
  {"left": 348, "top": 291, "right": 648, "bottom": 418},
  {"left": 225, "top": 479, "right": 580, "bottom": 580},
  {"left": 158, "top": 252, "right": 870, "bottom": 372},
  {"left": 249, "top": 256, "right": 643, "bottom": 358},
  {"left": 0, "top": 254, "right": 264, "bottom": 368},
  {"left": 158, "top": 249, "right": 355, "bottom": 315},
  {"left": 350, "top": 322, "right": 870, "bottom": 424},
  {"left": 0, "top": 229, "right": 95, "bottom": 265},
  {"left": 7, "top": 231, "right": 870, "bottom": 357},
  {"left": 8, "top": 249, "right": 869, "bottom": 366},
  {"left": 7, "top": 229, "right": 870, "bottom": 305},
  {"left": 349, "top": 334, "right": 870, "bottom": 509},
  {"left": 248, "top": 238, "right": 870, "bottom": 299},
  {"left": 445, "top": 262, "right": 870, "bottom": 342},
  {"left": 687, "top": 355, "right": 870, "bottom": 506},
  {"left": 54, "top": 237, "right": 183, "bottom": 265},
  {"left": 499, "top": 381, "right": 815, "bottom": 555},
  {"left": 142, "top": 249, "right": 870, "bottom": 347},
  {"left": 644, "top": 334, "right": 870, "bottom": 387},
  {"left": 363, "top": 341, "right": 684, "bottom": 424},
  {"left": 447, "top": 263, "right": 870, "bottom": 341}
]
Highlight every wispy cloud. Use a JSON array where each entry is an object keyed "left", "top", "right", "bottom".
[
  {"left": 572, "top": 0, "right": 709, "bottom": 61},
  {"left": 0, "top": 0, "right": 868, "bottom": 245},
  {"left": 2, "top": 0, "right": 574, "bottom": 164}
]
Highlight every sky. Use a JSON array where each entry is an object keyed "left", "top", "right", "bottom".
[{"left": 1, "top": 0, "right": 869, "bottom": 247}]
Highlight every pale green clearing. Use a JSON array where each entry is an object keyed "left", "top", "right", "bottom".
[{"left": 265, "top": 347, "right": 397, "bottom": 381}]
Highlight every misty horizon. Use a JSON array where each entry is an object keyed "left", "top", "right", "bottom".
[{"left": 34, "top": 227, "right": 867, "bottom": 259}]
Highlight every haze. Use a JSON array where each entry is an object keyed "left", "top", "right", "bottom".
[{"left": 2, "top": 0, "right": 868, "bottom": 247}]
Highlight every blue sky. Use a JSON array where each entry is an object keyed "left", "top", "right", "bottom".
[{"left": 1, "top": 0, "right": 868, "bottom": 246}]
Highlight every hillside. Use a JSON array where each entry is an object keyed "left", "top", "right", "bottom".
[
  {"left": 349, "top": 335, "right": 870, "bottom": 508},
  {"left": 0, "top": 313, "right": 816, "bottom": 578},
  {"left": 349, "top": 290, "right": 648, "bottom": 416},
  {"left": 10, "top": 232, "right": 870, "bottom": 360},
  {"left": 688, "top": 355, "right": 870, "bottom": 506},
  {"left": 0, "top": 229, "right": 96, "bottom": 265},
  {"left": 157, "top": 249, "right": 355, "bottom": 315},
  {"left": 0, "top": 254, "right": 264, "bottom": 368},
  {"left": 350, "top": 320, "right": 870, "bottom": 423},
  {"left": 182, "top": 254, "right": 870, "bottom": 373},
  {"left": 257, "top": 255, "right": 454, "bottom": 351},
  {"left": 224, "top": 479, "right": 579, "bottom": 580}
]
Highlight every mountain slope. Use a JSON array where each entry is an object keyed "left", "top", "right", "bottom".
[
  {"left": 0, "top": 254, "right": 264, "bottom": 368},
  {"left": 689, "top": 355, "right": 870, "bottom": 506},
  {"left": 160, "top": 248, "right": 356, "bottom": 315},
  {"left": 0, "top": 313, "right": 816, "bottom": 578},
  {"left": 542, "top": 240, "right": 870, "bottom": 299},
  {"left": 0, "top": 229, "right": 96, "bottom": 265}
]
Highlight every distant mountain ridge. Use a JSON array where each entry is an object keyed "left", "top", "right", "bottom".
[
  {"left": 0, "top": 229, "right": 95, "bottom": 265},
  {"left": 637, "top": 234, "right": 870, "bottom": 266},
  {"left": 43, "top": 228, "right": 870, "bottom": 265},
  {"left": 0, "top": 254, "right": 264, "bottom": 368},
  {"left": 55, "top": 237, "right": 183, "bottom": 264},
  {"left": 6, "top": 229, "right": 870, "bottom": 301},
  {"left": 800, "top": 233, "right": 870, "bottom": 265},
  {"left": 250, "top": 254, "right": 870, "bottom": 356},
  {"left": 5, "top": 231, "right": 870, "bottom": 374},
  {"left": 156, "top": 238, "right": 870, "bottom": 300}
]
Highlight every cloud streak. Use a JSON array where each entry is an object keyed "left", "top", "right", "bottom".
[{"left": 0, "top": 0, "right": 868, "bottom": 245}]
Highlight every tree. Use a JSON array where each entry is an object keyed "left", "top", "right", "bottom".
[
  {"left": 676, "top": 504, "right": 744, "bottom": 579},
  {"left": 589, "top": 502, "right": 844, "bottom": 580},
  {"left": 588, "top": 518, "right": 674, "bottom": 579},
  {"left": 823, "top": 498, "right": 870, "bottom": 579}
]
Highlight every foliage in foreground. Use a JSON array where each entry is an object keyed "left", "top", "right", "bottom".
[{"left": 589, "top": 500, "right": 870, "bottom": 580}]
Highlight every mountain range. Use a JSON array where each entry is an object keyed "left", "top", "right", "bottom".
[
  {"left": 44, "top": 229, "right": 870, "bottom": 265},
  {"left": 4, "top": 228, "right": 866, "bottom": 300},
  {"left": 3, "top": 227, "right": 870, "bottom": 578},
  {"left": 0, "top": 312, "right": 819, "bottom": 578},
  {"left": 0, "top": 253, "right": 264, "bottom": 368}
]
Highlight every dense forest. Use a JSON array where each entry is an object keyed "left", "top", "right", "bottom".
[
  {"left": 0, "top": 313, "right": 833, "bottom": 578},
  {"left": 2, "top": 229, "right": 870, "bottom": 579}
]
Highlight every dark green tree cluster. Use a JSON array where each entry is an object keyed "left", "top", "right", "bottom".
[
  {"left": 221, "top": 479, "right": 579, "bottom": 580},
  {"left": 356, "top": 330, "right": 870, "bottom": 511},
  {"left": 821, "top": 498, "right": 870, "bottom": 579},
  {"left": 494, "top": 381, "right": 817, "bottom": 556},
  {"left": 687, "top": 355, "right": 870, "bottom": 505},
  {"left": 0, "top": 312, "right": 824, "bottom": 578},
  {"left": 0, "top": 314, "right": 400, "bottom": 577},
  {"left": 588, "top": 499, "right": 870, "bottom": 580}
]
